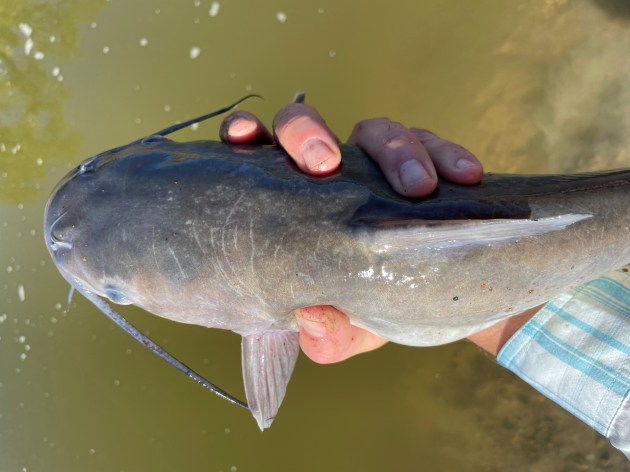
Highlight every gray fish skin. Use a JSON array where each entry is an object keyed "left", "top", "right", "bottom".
[{"left": 44, "top": 136, "right": 630, "bottom": 428}]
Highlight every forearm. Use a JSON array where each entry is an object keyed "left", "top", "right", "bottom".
[{"left": 467, "top": 305, "right": 542, "bottom": 356}]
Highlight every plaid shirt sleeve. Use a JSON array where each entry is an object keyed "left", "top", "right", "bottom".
[{"left": 497, "top": 265, "right": 630, "bottom": 459}]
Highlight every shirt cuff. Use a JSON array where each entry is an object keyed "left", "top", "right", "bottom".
[{"left": 497, "top": 267, "right": 630, "bottom": 458}]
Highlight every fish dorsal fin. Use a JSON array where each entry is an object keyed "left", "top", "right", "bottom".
[
  {"left": 363, "top": 214, "right": 592, "bottom": 253},
  {"left": 150, "top": 95, "right": 261, "bottom": 137},
  {"left": 241, "top": 331, "right": 300, "bottom": 430}
]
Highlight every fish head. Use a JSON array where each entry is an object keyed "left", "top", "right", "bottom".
[
  {"left": 44, "top": 145, "right": 302, "bottom": 430},
  {"left": 43, "top": 148, "right": 140, "bottom": 305}
]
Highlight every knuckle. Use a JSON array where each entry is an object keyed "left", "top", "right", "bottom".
[
  {"left": 386, "top": 120, "right": 406, "bottom": 133},
  {"left": 442, "top": 141, "right": 473, "bottom": 159},
  {"left": 228, "top": 110, "right": 253, "bottom": 121},
  {"left": 411, "top": 128, "right": 437, "bottom": 141},
  {"left": 315, "top": 346, "right": 346, "bottom": 364},
  {"left": 382, "top": 122, "right": 408, "bottom": 146},
  {"left": 353, "top": 117, "right": 390, "bottom": 134},
  {"left": 273, "top": 104, "right": 310, "bottom": 131},
  {"left": 300, "top": 335, "right": 345, "bottom": 364},
  {"left": 272, "top": 107, "right": 298, "bottom": 133}
]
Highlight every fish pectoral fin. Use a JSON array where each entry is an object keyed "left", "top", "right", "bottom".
[
  {"left": 241, "top": 330, "right": 300, "bottom": 431},
  {"left": 366, "top": 214, "right": 592, "bottom": 251}
]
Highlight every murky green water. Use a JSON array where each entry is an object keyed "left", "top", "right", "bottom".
[{"left": 2, "top": 0, "right": 630, "bottom": 470}]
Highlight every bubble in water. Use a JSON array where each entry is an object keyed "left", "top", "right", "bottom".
[
  {"left": 190, "top": 46, "right": 201, "bottom": 59},
  {"left": 25, "top": 39, "right": 33, "bottom": 55},
  {"left": 276, "top": 11, "right": 287, "bottom": 23},
  {"left": 19, "top": 23, "right": 33, "bottom": 37},
  {"left": 209, "top": 2, "right": 220, "bottom": 17},
  {"left": 103, "top": 46, "right": 110, "bottom": 54},
  {"left": 139, "top": 37, "right": 148, "bottom": 47},
  {"left": 17, "top": 285, "right": 25, "bottom": 302}
]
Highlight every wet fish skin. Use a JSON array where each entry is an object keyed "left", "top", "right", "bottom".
[{"left": 44, "top": 136, "right": 630, "bottom": 429}]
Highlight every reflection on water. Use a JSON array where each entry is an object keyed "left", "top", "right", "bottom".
[
  {"left": 1, "top": 0, "right": 630, "bottom": 471},
  {"left": 0, "top": 0, "right": 105, "bottom": 203}
]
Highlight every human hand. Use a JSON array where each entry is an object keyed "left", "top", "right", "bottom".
[{"left": 220, "top": 96, "right": 484, "bottom": 362}]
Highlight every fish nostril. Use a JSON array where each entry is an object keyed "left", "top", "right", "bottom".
[
  {"left": 49, "top": 229, "right": 72, "bottom": 251},
  {"left": 141, "top": 135, "right": 167, "bottom": 146},
  {"left": 51, "top": 227, "right": 63, "bottom": 243},
  {"left": 77, "top": 153, "right": 103, "bottom": 175},
  {"left": 79, "top": 160, "right": 96, "bottom": 175},
  {"left": 47, "top": 209, "right": 74, "bottom": 251}
]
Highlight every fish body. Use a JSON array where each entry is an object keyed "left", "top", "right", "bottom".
[{"left": 44, "top": 112, "right": 630, "bottom": 429}]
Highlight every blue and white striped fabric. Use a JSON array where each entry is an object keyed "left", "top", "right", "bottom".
[{"left": 498, "top": 266, "right": 630, "bottom": 459}]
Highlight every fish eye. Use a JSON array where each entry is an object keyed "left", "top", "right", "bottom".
[{"left": 104, "top": 287, "right": 133, "bottom": 305}]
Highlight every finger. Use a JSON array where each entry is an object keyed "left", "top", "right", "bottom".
[
  {"left": 273, "top": 103, "right": 341, "bottom": 175},
  {"left": 294, "top": 305, "right": 388, "bottom": 364},
  {"left": 219, "top": 110, "right": 274, "bottom": 145},
  {"left": 348, "top": 118, "right": 438, "bottom": 197},
  {"left": 411, "top": 128, "right": 483, "bottom": 185}
]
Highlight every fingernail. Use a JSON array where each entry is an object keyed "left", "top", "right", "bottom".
[
  {"left": 399, "top": 159, "right": 429, "bottom": 192},
  {"left": 297, "top": 317, "right": 328, "bottom": 338},
  {"left": 228, "top": 118, "right": 257, "bottom": 138},
  {"left": 455, "top": 158, "right": 477, "bottom": 169},
  {"left": 301, "top": 138, "right": 334, "bottom": 171}
]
